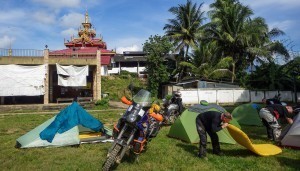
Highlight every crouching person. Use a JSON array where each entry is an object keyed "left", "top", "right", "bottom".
[
  {"left": 259, "top": 104, "right": 294, "bottom": 141},
  {"left": 196, "top": 111, "right": 232, "bottom": 159}
]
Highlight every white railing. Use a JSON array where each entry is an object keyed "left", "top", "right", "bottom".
[
  {"left": 108, "top": 67, "right": 146, "bottom": 74},
  {"left": 0, "top": 48, "right": 44, "bottom": 57}
]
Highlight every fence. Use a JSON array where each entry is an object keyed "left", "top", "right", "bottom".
[
  {"left": 179, "top": 89, "right": 300, "bottom": 105},
  {"left": 0, "top": 48, "right": 44, "bottom": 57}
]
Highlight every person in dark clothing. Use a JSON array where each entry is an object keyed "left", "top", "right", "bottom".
[
  {"left": 195, "top": 111, "right": 232, "bottom": 159},
  {"left": 262, "top": 98, "right": 282, "bottom": 105},
  {"left": 259, "top": 104, "right": 294, "bottom": 141}
]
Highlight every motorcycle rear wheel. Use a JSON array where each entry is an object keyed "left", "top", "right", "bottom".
[
  {"left": 168, "top": 109, "right": 179, "bottom": 124},
  {"left": 102, "top": 144, "right": 122, "bottom": 171}
]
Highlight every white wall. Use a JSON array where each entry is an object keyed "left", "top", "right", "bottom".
[
  {"left": 179, "top": 89, "right": 299, "bottom": 105},
  {"left": 217, "top": 90, "right": 234, "bottom": 103},
  {"left": 198, "top": 90, "right": 217, "bottom": 103},
  {"left": 234, "top": 90, "right": 250, "bottom": 102},
  {"left": 279, "top": 91, "right": 293, "bottom": 101},
  {"left": 108, "top": 67, "right": 146, "bottom": 75},
  {"left": 250, "top": 91, "right": 264, "bottom": 102}
]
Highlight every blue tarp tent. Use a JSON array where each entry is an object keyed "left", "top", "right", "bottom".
[{"left": 16, "top": 102, "right": 110, "bottom": 148}]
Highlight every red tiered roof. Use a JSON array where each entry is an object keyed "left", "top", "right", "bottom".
[{"left": 50, "top": 47, "right": 113, "bottom": 65}]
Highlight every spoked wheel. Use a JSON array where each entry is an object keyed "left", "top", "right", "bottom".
[
  {"left": 148, "top": 121, "right": 160, "bottom": 138},
  {"left": 168, "top": 109, "right": 179, "bottom": 124},
  {"left": 272, "top": 128, "right": 282, "bottom": 142},
  {"left": 102, "top": 144, "right": 122, "bottom": 171}
]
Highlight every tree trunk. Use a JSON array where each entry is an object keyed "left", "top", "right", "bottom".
[{"left": 231, "top": 62, "right": 235, "bottom": 83}]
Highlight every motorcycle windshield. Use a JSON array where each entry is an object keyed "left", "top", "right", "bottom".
[{"left": 132, "top": 89, "right": 152, "bottom": 107}]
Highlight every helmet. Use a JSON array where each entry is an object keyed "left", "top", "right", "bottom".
[{"left": 174, "top": 91, "right": 182, "bottom": 98}]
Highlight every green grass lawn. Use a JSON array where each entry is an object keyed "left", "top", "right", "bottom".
[{"left": 0, "top": 109, "right": 299, "bottom": 171}]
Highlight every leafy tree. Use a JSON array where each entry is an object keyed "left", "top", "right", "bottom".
[
  {"left": 180, "top": 56, "right": 235, "bottom": 80},
  {"left": 143, "top": 35, "right": 173, "bottom": 97},
  {"left": 246, "top": 62, "right": 293, "bottom": 90},
  {"left": 204, "top": 0, "right": 289, "bottom": 83},
  {"left": 164, "top": 0, "right": 205, "bottom": 81}
]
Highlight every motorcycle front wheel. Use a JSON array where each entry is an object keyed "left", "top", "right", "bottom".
[{"left": 102, "top": 144, "right": 122, "bottom": 171}]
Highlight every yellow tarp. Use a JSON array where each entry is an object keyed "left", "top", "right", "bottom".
[{"left": 227, "top": 124, "right": 282, "bottom": 156}]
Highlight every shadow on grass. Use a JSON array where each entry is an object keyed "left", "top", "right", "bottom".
[
  {"left": 240, "top": 125, "right": 268, "bottom": 141},
  {"left": 176, "top": 143, "right": 198, "bottom": 156},
  {"left": 222, "top": 149, "right": 256, "bottom": 157},
  {"left": 276, "top": 157, "right": 300, "bottom": 170},
  {"left": 176, "top": 143, "right": 256, "bottom": 158},
  {"left": 100, "top": 149, "right": 139, "bottom": 170}
]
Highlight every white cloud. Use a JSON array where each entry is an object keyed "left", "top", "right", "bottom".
[
  {"left": 61, "top": 28, "right": 78, "bottom": 39},
  {"left": 202, "top": 3, "right": 211, "bottom": 13},
  {"left": 268, "top": 20, "right": 295, "bottom": 32},
  {"left": 107, "top": 37, "right": 144, "bottom": 54},
  {"left": 31, "top": 0, "right": 81, "bottom": 9},
  {"left": 32, "top": 11, "right": 56, "bottom": 25},
  {"left": 0, "top": 10, "right": 26, "bottom": 24},
  {"left": 59, "top": 12, "right": 84, "bottom": 28},
  {"left": 248, "top": 0, "right": 300, "bottom": 9},
  {"left": 0, "top": 35, "right": 15, "bottom": 48},
  {"left": 116, "top": 45, "right": 142, "bottom": 54}
]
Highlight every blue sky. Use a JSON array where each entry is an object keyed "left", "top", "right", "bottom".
[{"left": 1, "top": 0, "right": 300, "bottom": 55}]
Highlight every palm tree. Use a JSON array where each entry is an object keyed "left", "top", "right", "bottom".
[
  {"left": 204, "top": 0, "right": 275, "bottom": 82},
  {"left": 164, "top": 0, "right": 205, "bottom": 81},
  {"left": 246, "top": 23, "right": 290, "bottom": 69},
  {"left": 205, "top": 0, "right": 290, "bottom": 82},
  {"left": 179, "top": 56, "right": 235, "bottom": 80}
]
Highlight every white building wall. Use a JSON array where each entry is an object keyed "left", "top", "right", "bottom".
[
  {"left": 180, "top": 90, "right": 199, "bottom": 104},
  {"left": 101, "top": 66, "right": 108, "bottom": 76},
  {"left": 217, "top": 90, "right": 234, "bottom": 103},
  {"left": 233, "top": 90, "right": 250, "bottom": 102},
  {"left": 179, "top": 89, "right": 299, "bottom": 105},
  {"left": 198, "top": 90, "right": 217, "bottom": 103},
  {"left": 279, "top": 91, "right": 293, "bottom": 102},
  {"left": 250, "top": 91, "right": 265, "bottom": 102},
  {"left": 107, "top": 67, "right": 146, "bottom": 75},
  {"left": 265, "top": 91, "right": 278, "bottom": 99}
]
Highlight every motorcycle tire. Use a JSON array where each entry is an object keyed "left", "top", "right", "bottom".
[
  {"left": 168, "top": 109, "right": 179, "bottom": 124},
  {"left": 102, "top": 144, "right": 122, "bottom": 171},
  {"left": 148, "top": 122, "right": 160, "bottom": 138},
  {"left": 272, "top": 128, "right": 282, "bottom": 142}
]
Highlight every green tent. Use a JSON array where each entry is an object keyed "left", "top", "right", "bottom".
[
  {"left": 168, "top": 104, "right": 241, "bottom": 144},
  {"left": 16, "top": 102, "right": 112, "bottom": 148},
  {"left": 232, "top": 103, "right": 263, "bottom": 126}
]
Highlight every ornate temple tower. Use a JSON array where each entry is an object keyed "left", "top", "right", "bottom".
[{"left": 64, "top": 11, "right": 107, "bottom": 49}]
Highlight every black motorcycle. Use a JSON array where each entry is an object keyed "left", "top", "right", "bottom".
[
  {"left": 162, "top": 92, "right": 183, "bottom": 124},
  {"left": 102, "top": 89, "right": 163, "bottom": 171}
]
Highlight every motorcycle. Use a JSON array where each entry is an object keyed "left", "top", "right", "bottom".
[
  {"left": 102, "top": 89, "right": 163, "bottom": 171},
  {"left": 162, "top": 91, "right": 184, "bottom": 125}
]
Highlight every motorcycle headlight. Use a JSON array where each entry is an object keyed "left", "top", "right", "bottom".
[{"left": 126, "top": 114, "right": 138, "bottom": 123}]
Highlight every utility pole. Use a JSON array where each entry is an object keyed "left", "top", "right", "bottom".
[{"left": 292, "top": 71, "right": 298, "bottom": 103}]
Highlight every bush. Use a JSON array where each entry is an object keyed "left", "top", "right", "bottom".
[{"left": 94, "top": 97, "right": 109, "bottom": 109}]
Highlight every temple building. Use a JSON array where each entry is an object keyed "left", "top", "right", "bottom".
[{"left": 0, "top": 11, "right": 115, "bottom": 105}]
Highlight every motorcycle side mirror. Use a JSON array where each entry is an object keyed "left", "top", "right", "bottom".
[{"left": 121, "top": 96, "right": 132, "bottom": 105}]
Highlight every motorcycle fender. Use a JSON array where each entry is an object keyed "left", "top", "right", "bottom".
[{"left": 167, "top": 104, "right": 179, "bottom": 111}]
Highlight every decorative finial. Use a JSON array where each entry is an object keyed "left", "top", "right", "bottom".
[{"left": 85, "top": 9, "right": 89, "bottom": 23}]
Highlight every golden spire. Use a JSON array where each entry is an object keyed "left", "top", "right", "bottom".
[{"left": 85, "top": 9, "right": 89, "bottom": 23}]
